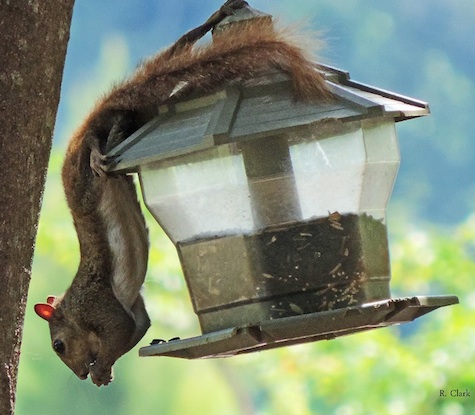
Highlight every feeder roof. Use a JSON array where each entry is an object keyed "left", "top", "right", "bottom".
[{"left": 109, "top": 64, "right": 429, "bottom": 172}]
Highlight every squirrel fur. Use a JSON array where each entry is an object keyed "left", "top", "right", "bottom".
[{"left": 35, "top": 1, "right": 328, "bottom": 387}]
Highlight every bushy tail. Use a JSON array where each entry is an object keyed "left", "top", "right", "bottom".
[{"left": 105, "top": 18, "right": 329, "bottom": 112}]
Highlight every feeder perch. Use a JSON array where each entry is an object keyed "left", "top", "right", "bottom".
[{"left": 108, "top": 5, "right": 458, "bottom": 359}]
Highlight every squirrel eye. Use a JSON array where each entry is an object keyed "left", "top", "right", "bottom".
[{"left": 53, "top": 339, "right": 65, "bottom": 354}]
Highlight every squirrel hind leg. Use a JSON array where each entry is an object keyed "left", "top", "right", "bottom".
[{"left": 105, "top": 113, "right": 138, "bottom": 153}]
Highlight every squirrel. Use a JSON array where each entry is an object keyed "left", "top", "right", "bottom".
[{"left": 34, "top": 0, "right": 329, "bottom": 387}]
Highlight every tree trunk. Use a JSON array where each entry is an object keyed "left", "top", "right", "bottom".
[{"left": 0, "top": 2, "right": 74, "bottom": 413}]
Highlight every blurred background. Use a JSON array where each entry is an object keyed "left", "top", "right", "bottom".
[{"left": 17, "top": 1, "right": 475, "bottom": 414}]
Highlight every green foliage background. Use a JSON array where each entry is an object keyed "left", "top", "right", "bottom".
[{"left": 15, "top": 0, "right": 475, "bottom": 413}]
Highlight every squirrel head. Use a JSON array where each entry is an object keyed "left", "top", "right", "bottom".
[{"left": 35, "top": 296, "right": 102, "bottom": 382}]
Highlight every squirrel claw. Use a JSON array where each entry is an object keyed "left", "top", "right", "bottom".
[{"left": 90, "top": 147, "right": 114, "bottom": 178}]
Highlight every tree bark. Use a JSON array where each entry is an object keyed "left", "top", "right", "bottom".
[{"left": 0, "top": 2, "right": 74, "bottom": 413}]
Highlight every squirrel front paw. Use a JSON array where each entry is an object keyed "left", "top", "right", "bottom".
[{"left": 90, "top": 362, "right": 113, "bottom": 387}]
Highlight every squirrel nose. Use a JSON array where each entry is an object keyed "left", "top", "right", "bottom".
[{"left": 78, "top": 370, "right": 89, "bottom": 380}]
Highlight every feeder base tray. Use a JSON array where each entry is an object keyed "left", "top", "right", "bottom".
[{"left": 139, "top": 295, "right": 458, "bottom": 359}]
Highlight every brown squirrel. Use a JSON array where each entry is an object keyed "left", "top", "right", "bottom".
[{"left": 34, "top": 0, "right": 328, "bottom": 387}]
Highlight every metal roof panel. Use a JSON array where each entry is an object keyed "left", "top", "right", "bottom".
[{"left": 109, "top": 65, "right": 430, "bottom": 172}]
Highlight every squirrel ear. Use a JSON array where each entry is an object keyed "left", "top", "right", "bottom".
[
  {"left": 34, "top": 303, "right": 55, "bottom": 321},
  {"left": 46, "top": 296, "right": 56, "bottom": 305}
]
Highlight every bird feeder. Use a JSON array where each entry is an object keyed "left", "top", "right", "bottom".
[{"left": 108, "top": 6, "right": 458, "bottom": 359}]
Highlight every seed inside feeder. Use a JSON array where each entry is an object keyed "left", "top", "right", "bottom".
[{"left": 178, "top": 212, "right": 391, "bottom": 332}]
